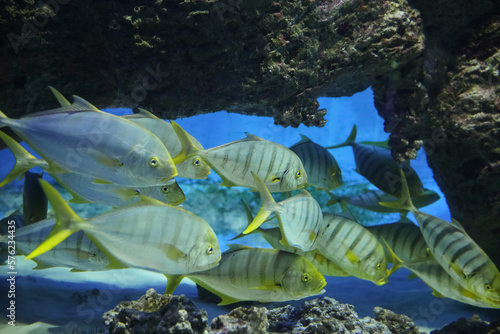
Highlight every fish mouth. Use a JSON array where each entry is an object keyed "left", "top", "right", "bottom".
[{"left": 376, "top": 277, "right": 389, "bottom": 286}]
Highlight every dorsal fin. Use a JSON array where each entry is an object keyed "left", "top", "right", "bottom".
[
  {"left": 22, "top": 95, "right": 101, "bottom": 118},
  {"left": 298, "top": 134, "right": 312, "bottom": 143},
  {"left": 243, "top": 133, "right": 264, "bottom": 141},
  {"left": 137, "top": 108, "right": 161, "bottom": 119}
]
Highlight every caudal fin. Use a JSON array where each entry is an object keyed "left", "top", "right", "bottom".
[
  {"left": 378, "top": 169, "right": 416, "bottom": 213},
  {"left": 326, "top": 125, "right": 357, "bottom": 149},
  {"left": 242, "top": 173, "right": 277, "bottom": 234},
  {"left": 25, "top": 179, "right": 84, "bottom": 259},
  {"left": 0, "top": 131, "right": 48, "bottom": 187},
  {"left": 170, "top": 121, "right": 202, "bottom": 164}
]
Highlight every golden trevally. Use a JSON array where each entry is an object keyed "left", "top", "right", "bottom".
[
  {"left": 26, "top": 180, "right": 221, "bottom": 275},
  {"left": 165, "top": 245, "right": 326, "bottom": 305},
  {"left": 123, "top": 109, "right": 210, "bottom": 180},
  {"left": 289, "top": 134, "right": 342, "bottom": 191},
  {"left": 171, "top": 121, "right": 307, "bottom": 192},
  {"left": 316, "top": 213, "right": 399, "bottom": 285},
  {"left": 242, "top": 173, "right": 323, "bottom": 252},
  {"left": 404, "top": 258, "right": 500, "bottom": 309},
  {"left": 0, "top": 91, "right": 177, "bottom": 187},
  {"left": 381, "top": 170, "right": 500, "bottom": 303},
  {"left": 326, "top": 125, "right": 424, "bottom": 197},
  {"left": 0, "top": 131, "right": 185, "bottom": 207},
  {"left": 0, "top": 217, "right": 110, "bottom": 271},
  {"left": 341, "top": 189, "right": 439, "bottom": 214},
  {"left": 233, "top": 201, "right": 350, "bottom": 277}
]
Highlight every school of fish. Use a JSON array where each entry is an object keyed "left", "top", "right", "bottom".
[{"left": 1, "top": 88, "right": 499, "bottom": 309}]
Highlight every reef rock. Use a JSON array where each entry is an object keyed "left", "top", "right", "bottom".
[
  {"left": 103, "top": 291, "right": 423, "bottom": 334},
  {"left": 102, "top": 288, "right": 208, "bottom": 334},
  {"left": 430, "top": 314, "right": 500, "bottom": 334}
]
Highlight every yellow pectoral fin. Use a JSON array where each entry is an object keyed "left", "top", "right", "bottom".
[
  {"left": 95, "top": 155, "right": 124, "bottom": 169},
  {"left": 450, "top": 261, "right": 466, "bottom": 279},
  {"left": 92, "top": 179, "right": 114, "bottom": 185},
  {"left": 250, "top": 284, "right": 282, "bottom": 291},
  {"left": 431, "top": 289, "right": 446, "bottom": 298},
  {"left": 345, "top": 249, "right": 360, "bottom": 265}
]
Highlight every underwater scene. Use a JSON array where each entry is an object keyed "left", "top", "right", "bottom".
[{"left": 1, "top": 88, "right": 499, "bottom": 334}]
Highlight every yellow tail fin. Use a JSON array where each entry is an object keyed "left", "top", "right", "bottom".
[
  {"left": 378, "top": 169, "right": 416, "bottom": 213},
  {"left": 242, "top": 173, "right": 277, "bottom": 234},
  {"left": 25, "top": 179, "right": 84, "bottom": 259},
  {"left": 170, "top": 121, "right": 201, "bottom": 164},
  {"left": 0, "top": 131, "right": 48, "bottom": 187},
  {"left": 326, "top": 125, "right": 357, "bottom": 149}
]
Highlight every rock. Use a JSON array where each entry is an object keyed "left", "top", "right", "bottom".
[
  {"left": 430, "top": 314, "right": 500, "bottom": 334},
  {"left": 210, "top": 306, "right": 269, "bottom": 334},
  {"left": 373, "top": 307, "right": 423, "bottom": 334},
  {"left": 102, "top": 288, "right": 208, "bottom": 334}
]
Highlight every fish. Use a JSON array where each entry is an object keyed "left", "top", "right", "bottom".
[
  {"left": 242, "top": 173, "right": 323, "bottom": 252},
  {"left": 164, "top": 245, "right": 326, "bottom": 305},
  {"left": 289, "top": 134, "right": 342, "bottom": 191},
  {"left": 25, "top": 180, "right": 221, "bottom": 275},
  {"left": 380, "top": 170, "right": 500, "bottom": 303},
  {"left": 367, "top": 221, "right": 430, "bottom": 262},
  {"left": 0, "top": 217, "right": 110, "bottom": 271},
  {"left": 340, "top": 188, "right": 439, "bottom": 214},
  {"left": 404, "top": 259, "right": 500, "bottom": 309},
  {"left": 326, "top": 125, "right": 424, "bottom": 197},
  {"left": 316, "top": 213, "right": 400, "bottom": 285},
  {"left": 124, "top": 109, "right": 211, "bottom": 180},
  {"left": 171, "top": 121, "right": 307, "bottom": 192},
  {"left": 0, "top": 89, "right": 177, "bottom": 187},
  {"left": 0, "top": 211, "right": 24, "bottom": 265},
  {"left": 233, "top": 200, "right": 350, "bottom": 277},
  {"left": 52, "top": 172, "right": 185, "bottom": 207},
  {"left": 0, "top": 131, "right": 185, "bottom": 207},
  {"left": 23, "top": 171, "right": 48, "bottom": 225}
]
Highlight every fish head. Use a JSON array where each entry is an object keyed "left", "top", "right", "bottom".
[
  {"left": 468, "top": 266, "right": 500, "bottom": 302},
  {"left": 280, "top": 162, "right": 308, "bottom": 191},
  {"left": 281, "top": 256, "right": 326, "bottom": 299},
  {"left": 123, "top": 144, "right": 178, "bottom": 184},
  {"left": 176, "top": 156, "right": 211, "bottom": 179},
  {"left": 146, "top": 181, "right": 186, "bottom": 206},
  {"left": 328, "top": 166, "right": 343, "bottom": 189},
  {"left": 362, "top": 251, "right": 390, "bottom": 286},
  {"left": 185, "top": 230, "right": 221, "bottom": 273}
]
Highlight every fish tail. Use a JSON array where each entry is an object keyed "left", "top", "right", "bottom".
[
  {"left": 49, "top": 86, "right": 71, "bottom": 107},
  {"left": 326, "top": 125, "right": 357, "bottom": 149},
  {"left": 378, "top": 169, "right": 416, "bottom": 213},
  {"left": 243, "top": 173, "right": 277, "bottom": 234},
  {"left": 25, "top": 179, "right": 84, "bottom": 260},
  {"left": 0, "top": 131, "right": 48, "bottom": 188},
  {"left": 164, "top": 274, "right": 185, "bottom": 294},
  {"left": 0, "top": 110, "right": 8, "bottom": 128},
  {"left": 383, "top": 237, "right": 404, "bottom": 276},
  {"left": 230, "top": 200, "right": 261, "bottom": 240},
  {"left": 170, "top": 121, "right": 201, "bottom": 164}
]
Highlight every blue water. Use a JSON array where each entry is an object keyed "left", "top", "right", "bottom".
[{"left": 3, "top": 87, "right": 495, "bottom": 332}]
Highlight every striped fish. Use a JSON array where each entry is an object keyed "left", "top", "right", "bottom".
[
  {"left": 368, "top": 221, "right": 429, "bottom": 262},
  {"left": 0, "top": 217, "right": 110, "bottom": 271},
  {"left": 289, "top": 134, "right": 342, "bottom": 191},
  {"left": 0, "top": 89, "right": 177, "bottom": 187},
  {"left": 52, "top": 172, "right": 185, "bottom": 207},
  {"left": 232, "top": 201, "right": 350, "bottom": 277},
  {"left": 23, "top": 171, "right": 48, "bottom": 225},
  {"left": 404, "top": 259, "right": 500, "bottom": 309},
  {"left": 341, "top": 189, "right": 439, "bottom": 214},
  {"left": 242, "top": 173, "right": 322, "bottom": 251},
  {"left": 316, "top": 213, "right": 398, "bottom": 285},
  {"left": 381, "top": 170, "right": 500, "bottom": 303},
  {"left": 124, "top": 109, "right": 211, "bottom": 180},
  {"left": 171, "top": 121, "right": 307, "bottom": 192},
  {"left": 0, "top": 131, "right": 185, "bottom": 207},
  {"left": 164, "top": 245, "right": 326, "bottom": 305},
  {"left": 25, "top": 180, "right": 221, "bottom": 275},
  {"left": 326, "top": 125, "right": 424, "bottom": 197}
]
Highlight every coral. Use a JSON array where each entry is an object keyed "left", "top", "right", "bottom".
[
  {"left": 373, "top": 307, "right": 423, "bottom": 334},
  {"left": 430, "top": 314, "right": 500, "bottom": 334},
  {"left": 102, "top": 288, "right": 209, "bottom": 334},
  {"left": 210, "top": 306, "right": 269, "bottom": 334}
]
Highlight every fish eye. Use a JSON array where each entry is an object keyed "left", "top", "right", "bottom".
[
  {"left": 302, "top": 273, "right": 310, "bottom": 282},
  {"left": 296, "top": 170, "right": 302, "bottom": 178},
  {"left": 376, "top": 264, "right": 382, "bottom": 270},
  {"left": 161, "top": 186, "right": 170, "bottom": 193},
  {"left": 485, "top": 283, "right": 492, "bottom": 291},
  {"left": 149, "top": 157, "right": 159, "bottom": 167},
  {"left": 206, "top": 246, "right": 214, "bottom": 255},
  {"left": 193, "top": 158, "right": 201, "bottom": 166}
]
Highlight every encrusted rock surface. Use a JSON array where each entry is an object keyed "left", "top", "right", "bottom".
[
  {"left": 430, "top": 314, "right": 500, "bottom": 334},
  {"left": 102, "top": 289, "right": 208, "bottom": 334},
  {"left": 103, "top": 291, "right": 425, "bottom": 334}
]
